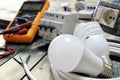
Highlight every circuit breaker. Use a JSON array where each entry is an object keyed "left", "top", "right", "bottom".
[{"left": 39, "top": 11, "right": 78, "bottom": 41}]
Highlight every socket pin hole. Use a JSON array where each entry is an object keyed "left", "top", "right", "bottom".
[
  {"left": 56, "top": 15, "right": 58, "bottom": 18},
  {"left": 109, "top": 16, "right": 112, "bottom": 19},
  {"left": 113, "top": 17, "right": 115, "bottom": 20},
  {"left": 62, "top": 16, "right": 64, "bottom": 19}
]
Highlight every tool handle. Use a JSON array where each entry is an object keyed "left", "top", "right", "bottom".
[{"left": 0, "top": 21, "right": 32, "bottom": 34}]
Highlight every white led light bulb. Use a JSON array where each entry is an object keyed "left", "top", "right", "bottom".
[
  {"left": 74, "top": 22, "right": 111, "bottom": 66},
  {"left": 48, "top": 34, "right": 112, "bottom": 77},
  {"left": 85, "top": 35, "right": 111, "bottom": 66}
]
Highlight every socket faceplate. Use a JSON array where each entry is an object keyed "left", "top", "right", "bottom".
[{"left": 95, "top": 6, "right": 119, "bottom": 28}]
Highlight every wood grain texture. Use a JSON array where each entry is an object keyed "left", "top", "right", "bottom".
[
  {"left": 0, "top": 39, "right": 48, "bottom": 80},
  {"left": 23, "top": 56, "right": 53, "bottom": 80}
]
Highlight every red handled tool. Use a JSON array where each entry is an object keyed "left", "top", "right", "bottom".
[
  {"left": 0, "top": 21, "right": 32, "bottom": 35},
  {"left": 0, "top": 21, "right": 32, "bottom": 57}
]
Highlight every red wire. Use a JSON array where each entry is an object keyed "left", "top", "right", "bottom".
[
  {"left": 0, "top": 41, "right": 15, "bottom": 57},
  {"left": 0, "top": 22, "right": 32, "bottom": 57},
  {"left": 0, "top": 48, "right": 15, "bottom": 57}
]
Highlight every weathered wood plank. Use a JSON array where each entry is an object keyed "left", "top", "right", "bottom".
[
  {"left": 0, "top": 43, "right": 30, "bottom": 66},
  {"left": 0, "top": 58, "right": 24, "bottom": 80},
  {"left": 23, "top": 56, "right": 53, "bottom": 80},
  {"left": 0, "top": 38, "right": 47, "bottom": 66},
  {"left": 0, "top": 52, "right": 46, "bottom": 80},
  {"left": 0, "top": 39, "right": 48, "bottom": 80}
]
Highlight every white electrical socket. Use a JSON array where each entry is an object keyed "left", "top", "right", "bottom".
[{"left": 95, "top": 6, "right": 119, "bottom": 28}]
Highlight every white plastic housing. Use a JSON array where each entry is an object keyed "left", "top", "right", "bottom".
[
  {"left": 48, "top": 34, "right": 103, "bottom": 77},
  {"left": 85, "top": 35, "right": 110, "bottom": 58},
  {"left": 95, "top": 6, "right": 119, "bottom": 28},
  {"left": 74, "top": 21, "right": 104, "bottom": 42},
  {"left": 40, "top": 11, "right": 78, "bottom": 35},
  {"left": 74, "top": 22, "right": 110, "bottom": 64}
]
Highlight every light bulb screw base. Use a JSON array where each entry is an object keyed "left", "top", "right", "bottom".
[
  {"left": 98, "top": 63, "right": 112, "bottom": 78},
  {"left": 98, "top": 56, "right": 112, "bottom": 78},
  {"left": 101, "top": 55, "right": 112, "bottom": 67}
]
